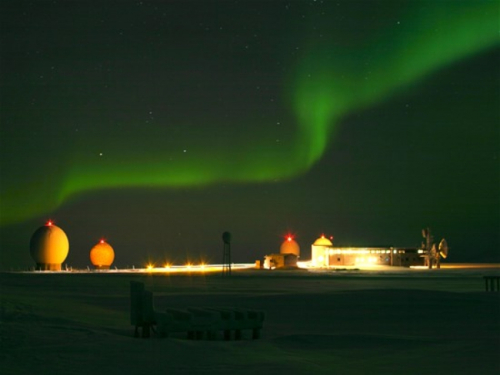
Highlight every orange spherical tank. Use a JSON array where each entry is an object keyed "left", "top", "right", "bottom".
[
  {"left": 90, "top": 240, "right": 115, "bottom": 269},
  {"left": 30, "top": 221, "right": 69, "bottom": 271},
  {"left": 280, "top": 237, "right": 300, "bottom": 256}
]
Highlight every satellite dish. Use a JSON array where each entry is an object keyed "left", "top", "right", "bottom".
[
  {"left": 222, "top": 231, "right": 231, "bottom": 244},
  {"left": 438, "top": 238, "right": 449, "bottom": 259}
]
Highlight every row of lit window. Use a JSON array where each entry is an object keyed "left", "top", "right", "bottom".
[
  {"left": 314, "top": 255, "right": 421, "bottom": 265},
  {"left": 324, "top": 249, "right": 392, "bottom": 254},
  {"left": 318, "top": 249, "right": 425, "bottom": 255}
]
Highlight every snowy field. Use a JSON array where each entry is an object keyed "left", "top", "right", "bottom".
[{"left": 1, "top": 265, "right": 499, "bottom": 375}]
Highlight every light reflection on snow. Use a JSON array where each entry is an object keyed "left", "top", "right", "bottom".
[{"left": 22, "top": 263, "right": 256, "bottom": 274}]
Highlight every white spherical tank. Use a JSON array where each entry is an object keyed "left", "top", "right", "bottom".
[
  {"left": 90, "top": 239, "right": 115, "bottom": 269},
  {"left": 30, "top": 221, "right": 69, "bottom": 271},
  {"left": 280, "top": 236, "right": 300, "bottom": 256}
]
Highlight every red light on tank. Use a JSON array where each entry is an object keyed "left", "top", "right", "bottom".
[
  {"left": 46, "top": 220, "right": 53, "bottom": 226},
  {"left": 100, "top": 239, "right": 105, "bottom": 244}
]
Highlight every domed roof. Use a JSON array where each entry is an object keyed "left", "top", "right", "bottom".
[
  {"left": 30, "top": 221, "right": 69, "bottom": 269},
  {"left": 313, "top": 235, "right": 333, "bottom": 246},
  {"left": 280, "top": 236, "right": 300, "bottom": 256},
  {"left": 90, "top": 240, "right": 115, "bottom": 269}
]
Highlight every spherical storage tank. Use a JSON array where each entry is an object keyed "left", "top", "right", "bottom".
[
  {"left": 30, "top": 221, "right": 69, "bottom": 271},
  {"left": 280, "top": 236, "right": 300, "bottom": 256},
  {"left": 90, "top": 239, "right": 115, "bottom": 269},
  {"left": 313, "top": 235, "right": 333, "bottom": 247}
]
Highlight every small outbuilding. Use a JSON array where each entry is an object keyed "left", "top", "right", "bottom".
[
  {"left": 263, "top": 236, "right": 300, "bottom": 269},
  {"left": 263, "top": 253, "right": 298, "bottom": 269}
]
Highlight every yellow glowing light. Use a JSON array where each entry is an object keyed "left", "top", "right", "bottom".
[
  {"left": 317, "top": 256, "right": 324, "bottom": 262},
  {"left": 147, "top": 264, "right": 154, "bottom": 271}
]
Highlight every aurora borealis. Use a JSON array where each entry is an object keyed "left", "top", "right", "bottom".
[
  {"left": 293, "top": 2, "right": 499, "bottom": 166},
  {"left": 1, "top": 1, "right": 498, "bottom": 268}
]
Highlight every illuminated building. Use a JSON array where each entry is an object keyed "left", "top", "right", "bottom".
[
  {"left": 311, "top": 235, "right": 333, "bottom": 266},
  {"left": 310, "top": 235, "right": 424, "bottom": 267},
  {"left": 263, "top": 235, "right": 300, "bottom": 269},
  {"left": 30, "top": 220, "right": 69, "bottom": 271},
  {"left": 90, "top": 239, "right": 115, "bottom": 269}
]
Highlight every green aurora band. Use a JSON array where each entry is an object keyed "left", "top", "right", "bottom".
[
  {"left": 1, "top": 2, "right": 498, "bottom": 225},
  {"left": 293, "top": 2, "right": 499, "bottom": 165}
]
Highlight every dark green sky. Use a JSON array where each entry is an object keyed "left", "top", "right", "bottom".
[{"left": 1, "top": 1, "right": 498, "bottom": 269}]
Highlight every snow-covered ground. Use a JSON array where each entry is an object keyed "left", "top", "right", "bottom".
[{"left": 1, "top": 265, "right": 499, "bottom": 374}]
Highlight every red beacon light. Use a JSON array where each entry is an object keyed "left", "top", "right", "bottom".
[
  {"left": 99, "top": 239, "right": 105, "bottom": 244},
  {"left": 46, "top": 220, "right": 53, "bottom": 227}
]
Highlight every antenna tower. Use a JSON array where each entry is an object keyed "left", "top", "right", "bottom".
[{"left": 222, "top": 231, "right": 232, "bottom": 276}]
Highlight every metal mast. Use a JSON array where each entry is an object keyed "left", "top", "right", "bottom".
[{"left": 222, "top": 231, "right": 232, "bottom": 276}]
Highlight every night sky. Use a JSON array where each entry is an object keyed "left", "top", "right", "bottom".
[{"left": 1, "top": 1, "right": 498, "bottom": 270}]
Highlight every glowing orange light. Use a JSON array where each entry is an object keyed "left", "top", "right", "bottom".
[{"left": 146, "top": 264, "right": 154, "bottom": 271}]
